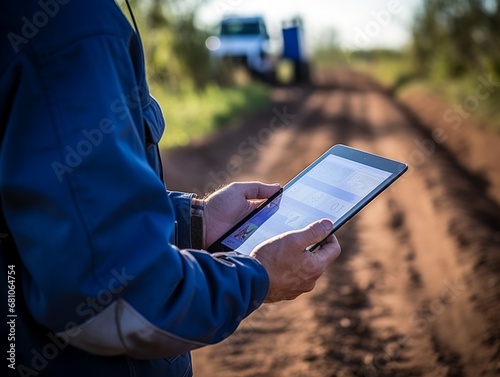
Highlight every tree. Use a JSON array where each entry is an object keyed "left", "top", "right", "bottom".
[{"left": 412, "top": 0, "right": 500, "bottom": 78}]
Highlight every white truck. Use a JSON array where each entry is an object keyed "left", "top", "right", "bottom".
[
  {"left": 207, "top": 15, "right": 310, "bottom": 83},
  {"left": 207, "top": 16, "right": 278, "bottom": 81}
]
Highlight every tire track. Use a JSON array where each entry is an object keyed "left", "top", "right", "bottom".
[{"left": 352, "top": 74, "right": 499, "bottom": 376}]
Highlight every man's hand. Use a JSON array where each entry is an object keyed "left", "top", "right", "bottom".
[
  {"left": 251, "top": 219, "right": 341, "bottom": 302},
  {"left": 203, "top": 182, "right": 281, "bottom": 249}
]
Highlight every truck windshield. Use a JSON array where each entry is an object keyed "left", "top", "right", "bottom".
[{"left": 220, "top": 21, "right": 262, "bottom": 36}]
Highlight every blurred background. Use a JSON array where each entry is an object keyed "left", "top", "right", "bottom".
[
  {"left": 121, "top": 1, "right": 500, "bottom": 376},
  {"left": 121, "top": 0, "right": 500, "bottom": 148}
]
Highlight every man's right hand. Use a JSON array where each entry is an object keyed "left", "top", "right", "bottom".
[{"left": 251, "top": 219, "right": 341, "bottom": 303}]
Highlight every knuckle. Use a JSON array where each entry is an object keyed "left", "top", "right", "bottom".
[
  {"left": 308, "top": 225, "right": 320, "bottom": 240},
  {"left": 309, "top": 224, "right": 324, "bottom": 241}
]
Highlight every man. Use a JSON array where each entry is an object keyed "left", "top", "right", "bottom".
[{"left": 0, "top": 1, "right": 341, "bottom": 376}]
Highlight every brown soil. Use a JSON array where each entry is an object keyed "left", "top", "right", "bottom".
[{"left": 162, "top": 69, "right": 500, "bottom": 377}]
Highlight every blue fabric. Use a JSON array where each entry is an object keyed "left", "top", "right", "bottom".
[{"left": 0, "top": 0, "right": 269, "bottom": 375}]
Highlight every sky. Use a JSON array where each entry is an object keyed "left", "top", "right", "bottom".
[{"left": 196, "top": 0, "right": 423, "bottom": 50}]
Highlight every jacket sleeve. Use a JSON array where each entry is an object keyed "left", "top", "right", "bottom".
[
  {"left": 0, "top": 32, "right": 269, "bottom": 358},
  {"left": 167, "top": 191, "right": 195, "bottom": 249}
]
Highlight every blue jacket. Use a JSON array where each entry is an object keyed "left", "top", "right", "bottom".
[{"left": 0, "top": 1, "right": 269, "bottom": 376}]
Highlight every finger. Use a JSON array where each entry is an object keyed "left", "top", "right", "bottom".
[
  {"left": 321, "top": 234, "right": 337, "bottom": 245},
  {"left": 233, "top": 181, "right": 281, "bottom": 200},
  {"left": 314, "top": 234, "right": 341, "bottom": 266},
  {"left": 288, "top": 219, "right": 333, "bottom": 251}
]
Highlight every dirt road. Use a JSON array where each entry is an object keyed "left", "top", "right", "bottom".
[{"left": 162, "top": 70, "right": 500, "bottom": 377}]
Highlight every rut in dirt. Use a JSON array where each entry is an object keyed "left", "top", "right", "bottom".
[{"left": 162, "top": 69, "right": 500, "bottom": 377}]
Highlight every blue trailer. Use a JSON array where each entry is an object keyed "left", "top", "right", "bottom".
[{"left": 282, "top": 18, "right": 310, "bottom": 83}]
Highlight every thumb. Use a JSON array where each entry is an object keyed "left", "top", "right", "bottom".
[
  {"left": 239, "top": 181, "right": 281, "bottom": 200},
  {"left": 291, "top": 219, "right": 333, "bottom": 250}
]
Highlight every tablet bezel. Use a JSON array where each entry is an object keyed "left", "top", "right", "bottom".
[{"left": 207, "top": 144, "right": 407, "bottom": 253}]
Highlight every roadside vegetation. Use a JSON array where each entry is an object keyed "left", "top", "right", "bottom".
[
  {"left": 314, "top": 0, "right": 500, "bottom": 132},
  {"left": 152, "top": 82, "right": 269, "bottom": 148},
  {"left": 410, "top": 0, "right": 500, "bottom": 131},
  {"left": 122, "top": 0, "right": 270, "bottom": 149}
]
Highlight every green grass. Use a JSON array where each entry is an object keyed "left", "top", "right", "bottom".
[
  {"left": 312, "top": 48, "right": 418, "bottom": 90},
  {"left": 150, "top": 82, "right": 270, "bottom": 149},
  {"left": 349, "top": 55, "right": 416, "bottom": 89}
]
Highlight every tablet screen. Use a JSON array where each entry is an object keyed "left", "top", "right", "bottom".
[{"left": 221, "top": 154, "right": 393, "bottom": 255}]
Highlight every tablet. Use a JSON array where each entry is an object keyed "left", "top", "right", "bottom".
[{"left": 207, "top": 144, "right": 408, "bottom": 254}]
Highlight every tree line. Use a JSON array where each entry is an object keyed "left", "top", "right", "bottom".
[
  {"left": 124, "top": 0, "right": 231, "bottom": 91},
  {"left": 412, "top": 0, "right": 500, "bottom": 79}
]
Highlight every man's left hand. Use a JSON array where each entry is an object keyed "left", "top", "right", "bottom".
[{"left": 203, "top": 182, "right": 281, "bottom": 249}]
